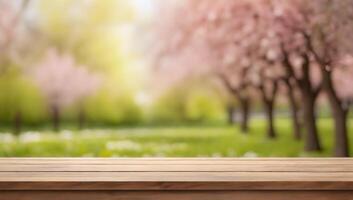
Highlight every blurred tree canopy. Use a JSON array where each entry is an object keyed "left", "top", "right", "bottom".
[
  {"left": 0, "top": 0, "right": 142, "bottom": 127},
  {"left": 149, "top": 82, "right": 226, "bottom": 125},
  {"left": 0, "top": 0, "right": 227, "bottom": 129}
]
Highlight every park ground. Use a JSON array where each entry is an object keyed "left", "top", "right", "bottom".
[{"left": 0, "top": 118, "right": 352, "bottom": 157}]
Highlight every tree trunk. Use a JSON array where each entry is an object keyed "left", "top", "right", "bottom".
[
  {"left": 302, "top": 94, "right": 321, "bottom": 152},
  {"left": 321, "top": 68, "right": 349, "bottom": 157},
  {"left": 51, "top": 105, "right": 60, "bottom": 132},
  {"left": 304, "top": 30, "right": 349, "bottom": 156},
  {"left": 298, "top": 53, "right": 321, "bottom": 152},
  {"left": 289, "top": 95, "right": 302, "bottom": 140},
  {"left": 219, "top": 74, "right": 250, "bottom": 132},
  {"left": 239, "top": 98, "right": 250, "bottom": 133},
  {"left": 285, "top": 81, "right": 302, "bottom": 140},
  {"left": 13, "top": 111, "right": 22, "bottom": 135},
  {"left": 258, "top": 80, "right": 278, "bottom": 139},
  {"left": 78, "top": 107, "right": 85, "bottom": 130},
  {"left": 264, "top": 101, "right": 276, "bottom": 139},
  {"left": 332, "top": 106, "right": 349, "bottom": 157}
]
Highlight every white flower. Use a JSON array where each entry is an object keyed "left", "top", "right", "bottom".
[
  {"left": 0, "top": 133, "right": 14, "bottom": 143},
  {"left": 19, "top": 132, "right": 41, "bottom": 143},
  {"left": 151, "top": 143, "right": 187, "bottom": 153},
  {"left": 106, "top": 140, "right": 142, "bottom": 151},
  {"left": 60, "top": 130, "right": 73, "bottom": 140}
]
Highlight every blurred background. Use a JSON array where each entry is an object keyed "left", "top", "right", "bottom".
[{"left": 0, "top": 0, "right": 352, "bottom": 157}]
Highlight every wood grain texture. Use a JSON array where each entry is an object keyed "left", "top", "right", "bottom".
[
  {"left": 1, "top": 158, "right": 353, "bottom": 164},
  {"left": 1, "top": 191, "right": 353, "bottom": 200},
  {"left": 0, "top": 158, "right": 353, "bottom": 190}
]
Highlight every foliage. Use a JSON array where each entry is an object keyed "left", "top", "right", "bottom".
[
  {"left": 0, "top": 68, "right": 46, "bottom": 125},
  {"left": 149, "top": 84, "right": 225, "bottom": 125}
]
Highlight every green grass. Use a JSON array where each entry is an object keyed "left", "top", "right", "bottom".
[{"left": 0, "top": 118, "right": 351, "bottom": 157}]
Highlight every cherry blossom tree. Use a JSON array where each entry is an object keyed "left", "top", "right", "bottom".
[
  {"left": 305, "top": 0, "right": 353, "bottom": 157},
  {"left": 152, "top": 0, "right": 288, "bottom": 138},
  {"left": 151, "top": 0, "right": 260, "bottom": 133},
  {"left": 265, "top": 0, "right": 323, "bottom": 151},
  {"left": 273, "top": 0, "right": 353, "bottom": 156},
  {"left": 150, "top": 0, "right": 353, "bottom": 155},
  {"left": 32, "top": 48, "right": 101, "bottom": 131}
]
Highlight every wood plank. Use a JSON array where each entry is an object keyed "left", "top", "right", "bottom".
[
  {"left": 2, "top": 171, "right": 353, "bottom": 181},
  {"left": 1, "top": 164, "right": 353, "bottom": 172},
  {"left": 1, "top": 191, "right": 353, "bottom": 200},
  {"left": 0, "top": 159, "right": 352, "bottom": 191},
  {"left": 1, "top": 172, "right": 353, "bottom": 190},
  {"left": 2, "top": 181, "right": 353, "bottom": 191},
  {"left": 0, "top": 158, "right": 352, "bottom": 165}
]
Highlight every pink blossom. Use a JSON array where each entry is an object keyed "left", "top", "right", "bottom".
[{"left": 32, "top": 48, "right": 101, "bottom": 109}]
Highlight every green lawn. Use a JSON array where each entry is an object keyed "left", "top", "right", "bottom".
[{"left": 0, "top": 118, "right": 351, "bottom": 157}]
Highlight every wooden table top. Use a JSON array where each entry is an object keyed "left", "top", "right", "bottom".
[{"left": 0, "top": 158, "right": 353, "bottom": 190}]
